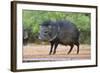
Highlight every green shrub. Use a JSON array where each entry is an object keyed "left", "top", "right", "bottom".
[{"left": 23, "top": 10, "right": 90, "bottom": 44}]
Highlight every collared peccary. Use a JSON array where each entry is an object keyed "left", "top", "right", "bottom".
[{"left": 39, "top": 20, "right": 80, "bottom": 55}]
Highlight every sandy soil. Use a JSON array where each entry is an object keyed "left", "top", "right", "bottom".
[{"left": 23, "top": 44, "right": 90, "bottom": 62}]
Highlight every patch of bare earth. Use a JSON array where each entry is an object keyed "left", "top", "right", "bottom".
[{"left": 23, "top": 44, "right": 90, "bottom": 62}]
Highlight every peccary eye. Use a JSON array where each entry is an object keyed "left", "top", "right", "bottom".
[{"left": 44, "top": 31, "right": 48, "bottom": 33}]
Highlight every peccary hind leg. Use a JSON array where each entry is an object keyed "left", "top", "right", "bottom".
[
  {"left": 75, "top": 42, "right": 79, "bottom": 54},
  {"left": 67, "top": 44, "right": 74, "bottom": 54}
]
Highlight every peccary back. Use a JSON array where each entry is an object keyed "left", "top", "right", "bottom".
[
  {"left": 39, "top": 20, "right": 80, "bottom": 55},
  {"left": 56, "top": 20, "right": 79, "bottom": 45}
]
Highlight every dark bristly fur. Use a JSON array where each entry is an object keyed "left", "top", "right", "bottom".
[{"left": 39, "top": 20, "right": 80, "bottom": 55}]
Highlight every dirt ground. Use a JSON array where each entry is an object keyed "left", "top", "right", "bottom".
[{"left": 23, "top": 44, "right": 91, "bottom": 62}]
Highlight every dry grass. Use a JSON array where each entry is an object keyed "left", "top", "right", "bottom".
[{"left": 23, "top": 44, "right": 90, "bottom": 62}]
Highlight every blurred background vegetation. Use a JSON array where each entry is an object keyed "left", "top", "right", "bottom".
[{"left": 22, "top": 10, "right": 91, "bottom": 44}]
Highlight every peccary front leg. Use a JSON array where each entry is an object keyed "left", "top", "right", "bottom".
[
  {"left": 49, "top": 42, "right": 54, "bottom": 55},
  {"left": 53, "top": 42, "right": 59, "bottom": 55},
  {"left": 67, "top": 44, "right": 74, "bottom": 54}
]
